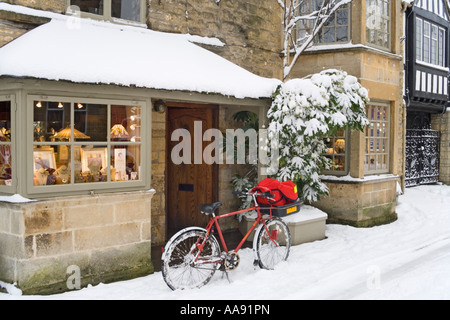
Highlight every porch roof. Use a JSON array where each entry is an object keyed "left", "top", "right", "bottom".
[{"left": 0, "top": 17, "right": 281, "bottom": 100}]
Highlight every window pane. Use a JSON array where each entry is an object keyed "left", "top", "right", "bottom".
[
  {"left": 33, "top": 145, "right": 71, "bottom": 186},
  {"left": 416, "top": 18, "right": 422, "bottom": 61},
  {"left": 34, "top": 101, "right": 71, "bottom": 142},
  {"left": 0, "top": 100, "right": 12, "bottom": 186},
  {"left": 75, "top": 146, "right": 108, "bottom": 184},
  {"left": 71, "top": 0, "right": 103, "bottom": 15},
  {"left": 73, "top": 103, "right": 108, "bottom": 142},
  {"left": 111, "top": 105, "right": 141, "bottom": 142},
  {"left": 0, "top": 101, "right": 11, "bottom": 141},
  {"left": 111, "top": 145, "right": 141, "bottom": 181},
  {"left": 112, "top": 0, "right": 141, "bottom": 21}
]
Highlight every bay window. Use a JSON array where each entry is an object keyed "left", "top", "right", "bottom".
[{"left": 31, "top": 96, "right": 144, "bottom": 192}]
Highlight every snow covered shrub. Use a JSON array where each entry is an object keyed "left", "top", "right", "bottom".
[{"left": 267, "top": 69, "right": 369, "bottom": 202}]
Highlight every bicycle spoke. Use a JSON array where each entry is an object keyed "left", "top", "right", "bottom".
[
  {"left": 255, "top": 219, "right": 291, "bottom": 270},
  {"left": 162, "top": 229, "right": 220, "bottom": 290}
]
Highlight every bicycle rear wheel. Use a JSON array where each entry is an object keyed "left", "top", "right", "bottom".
[
  {"left": 161, "top": 227, "right": 220, "bottom": 290},
  {"left": 255, "top": 218, "right": 290, "bottom": 270}
]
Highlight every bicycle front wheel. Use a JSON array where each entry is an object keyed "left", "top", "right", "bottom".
[
  {"left": 161, "top": 227, "right": 221, "bottom": 290},
  {"left": 255, "top": 218, "right": 291, "bottom": 270}
]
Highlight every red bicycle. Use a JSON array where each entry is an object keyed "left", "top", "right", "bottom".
[{"left": 161, "top": 191, "right": 291, "bottom": 290}]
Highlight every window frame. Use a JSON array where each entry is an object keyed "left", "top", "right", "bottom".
[
  {"left": 67, "top": 0, "right": 147, "bottom": 26},
  {"left": 27, "top": 95, "right": 147, "bottom": 196},
  {"left": 365, "top": 0, "right": 392, "bottom": 51},
  {"left": 0, "top": 94, "right": 15, "bottom": 194},
  {"left": 364, "top": 102, "right": 390, "bottom": 175}
]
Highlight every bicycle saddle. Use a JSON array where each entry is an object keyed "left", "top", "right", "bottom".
[{"left": 199, "top": 202, "right": 222, "bottom": 215}]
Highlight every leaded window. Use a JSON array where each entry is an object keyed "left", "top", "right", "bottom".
[
  {"left": 416, "top": 17, "right": 447, "bottom": 67},
  {"left": 364, "top": 103, "right": 390, "bottom": 174},
  {"left": 366, "top": 0, "right": 391, "bottom": 50},
  {"left": 297, "top": 0, "right": 350, "bottom": 45}
]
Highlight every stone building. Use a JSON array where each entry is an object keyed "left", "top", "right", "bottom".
[
  {"left": 0, "top": 0, "right": 280, "bottom": 294},
  {"left": 287, "top": 0, "right": 408, "bottom": 227},
  {"left": 0, "top": 0, "right": 415, "bottom": 294}
]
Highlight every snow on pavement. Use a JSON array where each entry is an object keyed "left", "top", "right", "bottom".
[{"left": 1, "top": 184, "right": 449, "bottom": 300}]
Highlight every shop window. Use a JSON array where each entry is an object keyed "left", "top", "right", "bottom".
[
  {"left": 0, "top": 99, "right": 12, "bottom": 188},
  {"left": 69, "top": 0, "right": 144, "bottom": 24},
  {"left": 364, "top": 103, "right": 390, "bottom": 174},
  {"left": 366, "top": 0, "right": 391, "bottom": 50},
  {"left": 323, "top": 129, "right": 348, "bottom": 175},
  {"left": 32, "top": 98, "right": 143, "bottom": 189}
]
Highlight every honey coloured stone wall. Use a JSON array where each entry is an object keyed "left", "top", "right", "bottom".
[
  {"left": 148, "top": 0, "right": 284, "bottom": 79},
  {"left": 0, "top": 190, "right": 154, "bottom": 295},
  {"left": 432, "top": 112, "right": 450, "bottom": 185}
]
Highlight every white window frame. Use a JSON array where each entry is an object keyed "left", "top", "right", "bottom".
[{"left": 67, "top": 0, "right": 147, "bottom": 26}]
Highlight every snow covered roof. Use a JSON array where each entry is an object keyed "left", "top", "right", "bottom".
[{"left": 0, "top": 14, "right": 281, "bottom": 99}]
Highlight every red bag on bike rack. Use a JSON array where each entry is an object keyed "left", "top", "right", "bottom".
[{"left": 251, "top": 178, "right": 298, "bottom": 206}]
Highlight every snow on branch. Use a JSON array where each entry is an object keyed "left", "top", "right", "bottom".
[
  {"left": 267, "top": 69, "right": 369, "bottom": 202},
  {"left": 278, "top": 0, "right": 353, "bottom": 79}
]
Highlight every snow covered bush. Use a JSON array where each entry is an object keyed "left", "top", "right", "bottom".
[{"left": 267, "top": 69, "right": 369, "bottom": 202}]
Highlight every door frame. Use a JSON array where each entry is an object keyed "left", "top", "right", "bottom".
[{"left": 165, "top": 102, "right": 219, "bottom": 237}]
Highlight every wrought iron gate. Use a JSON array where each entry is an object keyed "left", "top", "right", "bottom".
[{"left": 405, "top": 129, "right": 441, "bottom": 187}]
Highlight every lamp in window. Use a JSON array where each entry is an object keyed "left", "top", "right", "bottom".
[
  {"left": 110, "top": 124, "right": 129, "bottom": 140},
  {"left": 54, "top": 127, "right": 90, "bottom": 140},
  {"left": 335, "top": 139, "right": 345, "bottom": 153}
]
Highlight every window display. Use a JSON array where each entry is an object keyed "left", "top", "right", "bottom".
[
  {"left": 323, "top": 129, "right": 347, "bottom": 174},
  {"left": 32, "top": 99, "right": 142, "bottom": 187}
]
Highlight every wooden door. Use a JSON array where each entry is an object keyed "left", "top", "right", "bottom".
[{"left": 167, "top": 104, "right": 218, "bottom": 233}]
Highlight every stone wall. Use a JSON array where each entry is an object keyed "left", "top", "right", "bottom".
[
  {"left": 1, "top": 0, "right": 65, "bottom": 13},
  {"left": 432, "top": 112, "right": 450, "bottom": 185},
  {"left": 148, "top": 0, "right": 283, "bottom": 79},
  {"left": 150, "top": 109, "right": 166, "bottom": 246},
  {"left": 0, "top": 190, "right": 154, "bottom": 294},
  {"left": 315, "top": 176, "right": 398, "bottom": 227}
]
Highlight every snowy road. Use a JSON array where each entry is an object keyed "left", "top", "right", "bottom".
[{"left": 0, "top": 184, "right": 449, "bottom": 300}]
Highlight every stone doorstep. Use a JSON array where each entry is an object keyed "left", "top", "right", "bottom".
[{"left": 238, "top": 206, "right": 328, "bottom": 246}]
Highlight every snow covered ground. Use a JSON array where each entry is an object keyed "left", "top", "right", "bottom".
[{"left": 1, "top": 184, "right": 449, "bottom": 300}]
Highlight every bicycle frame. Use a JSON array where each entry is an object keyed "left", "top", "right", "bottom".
[{"left": 194, "top": 193, "right": 275, "bottom": 264}]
